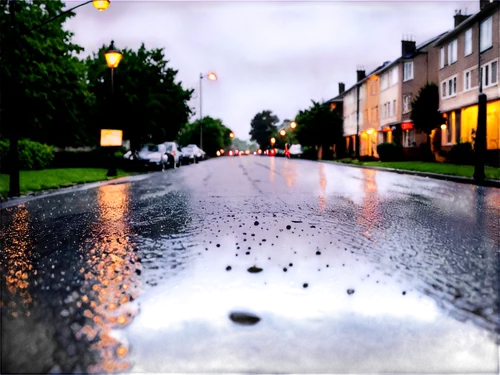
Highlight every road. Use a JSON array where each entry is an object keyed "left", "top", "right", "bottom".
[{"left": 1, "top": 156, "right": 499, "bottom": 374}]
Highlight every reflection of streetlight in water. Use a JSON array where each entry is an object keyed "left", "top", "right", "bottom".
[
  {"left": 2, "top": 204, "right": 33, "bottom": 318},
  {"left": 318, "top": 164, "right": 327, "bottom": 212},
  {"left": 77, "top": 184, "right": 141, "bottom": 373}
]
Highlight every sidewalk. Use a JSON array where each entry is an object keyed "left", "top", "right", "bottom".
[
  {"left": 0, "top": 173, "right": 152, "bottom": 210},
  {"left": 323, "top": 160, "right": 500, "bottom": 188}
]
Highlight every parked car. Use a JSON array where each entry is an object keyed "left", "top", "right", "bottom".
[
  {"left": 123, "top": 144, "right": 167, "bottom": 170},
  {"left": 289, "top": 144, "right": 303, "bottom": 158},
  {"left": 180, "top": 144, "right": 205, "bottom": 164},
  {"left": 162, "top": 142, "right": 182, "bottom": 168}
]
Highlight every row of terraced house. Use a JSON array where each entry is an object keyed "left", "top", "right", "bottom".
[{"left": 327, "top": 0, "right": 500, "bottom": 162}]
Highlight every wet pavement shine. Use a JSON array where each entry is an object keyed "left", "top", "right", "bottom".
[{"left": 1, "top": 156, "right": 499, "bottom": 374}]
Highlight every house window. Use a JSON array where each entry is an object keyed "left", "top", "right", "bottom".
[
  {"left": 403, "top": 94, "right": 412, "bottom": 114},
  {"left": 403, "top": 130, "right": 416, "bottom": 147},
  {"left": 440, "top": 47, "right": 446, "bottom": 68},
  {"left": 381, "top": 74, "right": 389, "bottom": 91},
  {"left": 480, "top": 16, "right": 492, "bottom": 52},
  {"left": 464, "top": 71, "right": 471, "bottom": 90},
  {"left": 391, "top": 68, "right": 398, "bottom": 85},
  {"left": 481, "top": 59, "right": 498, "bottom": 88},
  {"left": 448, "top": 39, "right": 458, "bottom": 64},
  {"left": 393, "top": 100, "right": 396, "bottom": 116},
  {"left": 442, "top": 76, "right": 457, "bottom": 98},
  {"left": 403, "top": 62, "right": 414, "bottom": 81},
  {"left": 383, "top": 103, "right": 387, "bottom": 118},
  {"left": 464, "top": 28, "right": 472, "bottom": 56}
]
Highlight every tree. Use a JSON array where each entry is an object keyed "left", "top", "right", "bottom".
[
  {"left": 86, "top": 43, "right": 194, "bottom": 151},
  {"left": 177, "top": 116, "right": 232, "bottom": 156},
  {"left": 411, "top": 83, "right": 444, "bottom": 142},
  {"left": 249, "top": 110, "right": 279, "bottom": 148},
  {"left": 0, "top": 0, "right": 93, "bottom": 147},
  {"left": 294, "top": 100, "right": 343, "bottom": 159}
]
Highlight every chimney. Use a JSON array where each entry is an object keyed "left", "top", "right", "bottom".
[
  {"left": 401, "top": 36, "right": 416, "bottom": 58},
  {"left": 454, "top": 9, "right": 469, "bottom": 27},
  {"left": 480, "top": 0, "right": 492, "bottom": 10},
  {"left": 356, "top": 66, "right": 366, "bottom": 82},
  {"left": 339, "top": 82, "right": 345, "bottom": 95}
]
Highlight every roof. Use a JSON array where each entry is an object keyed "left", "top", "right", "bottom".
[
  {"left": 436, "top": 1, "right": 500, "bottom": 45},
  {"left": 326, "top": 30, "right": 450, "bottom": 102}
]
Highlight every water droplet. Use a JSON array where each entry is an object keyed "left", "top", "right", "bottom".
[
  {"left": 303, "top": 283, "right": 309, "bottom": 288},
  {"left": 226, "top": 266, "right": 232, "bottom": 271},
  {"left": 347, "top": 289, "right": 355, "bottom": 295},
  {"left": 286, "top": 225, "right": 291, "bottom": 230},
  {"left": 229, "top": 312, "right": 261, "bottom": 325},
  {"left": 254, "top": 221, "right": 259, "bottom": 226},
  {"left": 248, "top": 266, "right": 263, "bottom": 273}
]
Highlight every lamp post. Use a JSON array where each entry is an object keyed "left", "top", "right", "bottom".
[
  {"left": 7, "top": 0, "right": 111, "bottom": 197},
  {"left": 103, "top": 40, "right": 123, "bottom": 177},
  {"left": 270, "top": 137, "right": 276, "bottom": 147},
  {"left": 199, "top": 72, "right": 217, "bottom": 150},
  {"left": 474, "top": 18, "right": 487, "bottom": 181}
]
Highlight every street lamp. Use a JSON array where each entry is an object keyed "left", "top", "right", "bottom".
[
  {"left": 229, "top": 132, "right": 235, "bottom": 139},
  {"left": 103, "top": 40, "right": 122, "bottom": 177},
  {"left": 7, "top": 0, "right": 111, "bottom": 197},
  {"left": 279, "top": 129, "right": 286, "bottom": 137},
  {"left": 290, "top": 121, "right": 297, "bottom": 129},
  {"left": 199, "top": 72, "right": 218, "bottom": 150},
  {"left": 105, "top": 40, "right": 122, "bottom": 95},
  {"left": 270, "top": 137, "right": 276, "bottom": 146}
]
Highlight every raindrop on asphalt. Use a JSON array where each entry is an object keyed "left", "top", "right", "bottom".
[
  {"left": 247, "top": 265, "right": 264, "bottom": 273},
  {"left": 229, "top": 312, "right": 261, "bottom": 325}
]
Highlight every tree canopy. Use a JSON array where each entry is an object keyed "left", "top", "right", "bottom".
[
  {"left": 411, "top": 83, "right": 444, "bottom": 136},
  {"left": 294, "top": 100, "right": 343, "bottom": 157},
  {"left": 0, "top": 0, "right": 92, "bottom": 147},
  {"left": 249, "top": 110, "right": 279, "bottom": 148},
  {"left": 85, "top": 43, "right": 194, "bottom": 150},
  {"left": 177, "top": 116, "right": 232, "bottom": 156}
]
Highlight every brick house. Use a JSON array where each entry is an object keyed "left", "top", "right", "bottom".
[{"left": 434, "top": 0, "right": 500, "bottom": 156}]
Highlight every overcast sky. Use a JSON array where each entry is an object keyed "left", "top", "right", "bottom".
[{"left": 65, "top": 0, "right": 479, "bottom": 141}]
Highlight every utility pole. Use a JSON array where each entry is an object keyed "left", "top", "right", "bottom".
[
  {"left": 474, "top": 16, "right": 487, "bottom": 181},
  {"left": 8, "top": 0, "right": 20, "bottom": 197},
  {"left": 199, "top": 73, "right": 203, "bottom": 150},
  {"left": 355, "top": 84, "right": 360, "bottom": 159}
]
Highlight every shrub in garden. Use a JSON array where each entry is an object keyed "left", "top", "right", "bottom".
[
  {"left": 0, "top": 139, "right": 54, "bottom": 172},
  {"left": 447, "top": 142, "right": 474, "bottom": 165},
  {"left": 376, "top": 142, "right": 404, "bottom": 162}
]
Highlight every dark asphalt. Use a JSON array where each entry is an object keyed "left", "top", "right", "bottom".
[{"left": 1, "top": 156, "right": 499, "bottom": 373}]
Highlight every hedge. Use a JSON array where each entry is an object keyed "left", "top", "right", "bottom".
[{"left": 0, "top": 139, "right": 55, "bottom": 172}]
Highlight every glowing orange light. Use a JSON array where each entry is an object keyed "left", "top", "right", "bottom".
[
  {"left": 216, "top": 151, "right": 221, "bottom": 156},
  {"left": 229, "top": 132, "right": 235, "bottom": 138},
  {"left": 104, "top": 41, "right": 122, "bottom": 69},
  {"left": 208, "top": 72, "right": 217, "bottom": 81},
  {"left": 290, "top": 121, "right": 297, "bottom": 129},
  {"left": 92, "top": 0, "right": 110, "bottom": 11},
  {"left": 441, "top": 124, "right": 447, "bottom": 130},
  {"left": 270, "top": 137, "right": 276, "bottom": 145},
  {"left": 229, "top": 150, "right": 233, "bottom": 156},
  {"left": 280, "top": 129, "right": 286, "bottom": 136},
  {"left": 366, "top": 129, "right": 374, "bottom": 135},
  {"left": 117, "top": 346, "right": 128, "bottom": 357},
  {"left": 257, "top": 149, "right": 262, "bottom": 154}
]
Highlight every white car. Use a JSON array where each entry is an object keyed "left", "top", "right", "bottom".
[
  {"left": 181, "top": 145, "right": 205, "bottom": 163},
  {"left": 289, "top": 144, "right": 303, "bottom": 157}
]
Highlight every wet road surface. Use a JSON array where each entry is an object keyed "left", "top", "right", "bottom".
[{"left": 1, "top": 156, "right": 499, "bottom": 373}]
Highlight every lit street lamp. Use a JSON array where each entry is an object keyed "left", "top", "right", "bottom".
[
  {"left": 229, "top": 132, "right": 235, "bottom": 139},
  {"left": 270, "top": 137, "right": 276, "bottom": 147},
  {"left": 290, "top": 121, "right": 297, "bottom": 129},
  {"left": 105, "top": 40, "right": 123, "bottom": 95},
  {"left": 102, "top": 40, "right": 123, "bottom": 177},
  {"left": 199, "top": 72, "right": 218, "bottom": 150},
  {"left": 279, "top": 129, "right": 286, "bottom": 137},
  {"left": 7, "top": 0, "right": 111, "bottom": 197}
]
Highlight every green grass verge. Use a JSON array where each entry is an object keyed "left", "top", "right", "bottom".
[
  {"left": 333, "top": 159, "right": 500, "bottom": 180},
  {"left": 0, "top": 168, "right": 133, "bottom": 196}
]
